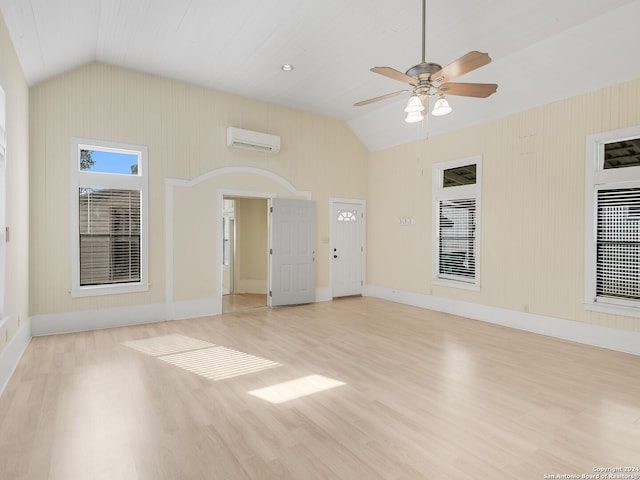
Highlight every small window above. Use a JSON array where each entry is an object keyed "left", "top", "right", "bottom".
[
  {"left": 603, "top": 138, "right": 640, "bottom": 170},
  {"left": 80, "top": 148, "right": 140, "bottom": 175},
  {"left": 443, "top": 164, "right": 476, "bottom": 187},
  {"left": 337, "top": 209, "right": 357, "bottom": 222}
]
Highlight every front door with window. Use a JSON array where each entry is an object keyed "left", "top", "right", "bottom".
[{"left": 331, "top": 201, "right": 365, "bottom": 298}]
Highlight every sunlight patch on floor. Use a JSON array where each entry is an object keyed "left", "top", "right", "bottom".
[
  {"left": 248, "top": 374, "right": 346, "bottom": 404},
  {"left": 122, "top": 334, "right": 214, "bottom": 356},
  {"left": 158, "top": 346, "right": 281, "bottom": 381},
  {"left": 122, "top": 335, "right": 281, "bottom": 381}
]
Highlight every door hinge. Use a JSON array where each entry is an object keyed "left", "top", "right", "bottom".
[
  {"left": 270, "top": 248, "right": 273, "bottom": 254},
  {"left": 269, "top": 290, "right": 272, "bottom": 297},
  {"left": 270, "top": 206, "right": 273, "bottom": 213},
  {"left": 4, "top": 226, "right": 8, "bottom": 243}
]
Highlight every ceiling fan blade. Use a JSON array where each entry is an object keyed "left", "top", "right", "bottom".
[
  {"left": 371, "top": 67, "right": 418, "bottom": 85},
  {"left": 430, "top": 51, "right": 492, "bottom": 84},
  {"left": 438, "top": 82, "right": 498, "bottom": 98},
  {"left": 354, "top": 90, "right": 409, "bottom": 107}
]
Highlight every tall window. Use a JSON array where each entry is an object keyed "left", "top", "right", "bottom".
[
  {"left": 585, "top": 127, "right": 640, "bottom": 315},
  {"left": 432, "top": 157, "right": 481, "bottom": 289},
  {"left": 71, "top": 138, "right": 148, "bottom": 297}
]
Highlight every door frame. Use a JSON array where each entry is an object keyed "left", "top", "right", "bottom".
[
  {"left": 216, "top": 187, "right": 312, "bottom": 313},
  {"left": 222, "top": 202, "right": 235, "bottom": 295},
  {"left": 165, "top": 166, "right": 313, "bottom": 319},
  {"left": 329, "top": 198, "right": 366, "bottom": 299},
  {"left": 218, "top": 190, "right": 271, "bottom": 311}
]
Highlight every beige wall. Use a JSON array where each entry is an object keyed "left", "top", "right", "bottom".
[
  {"left": 20, "top": 50, "right": 640, "bottom": 336},
  {"left": 171, "top": 171, "right": 310, "bottom": 304},
  {"left": 0, "top": 12, "right": 29, "bottom": 353},
  {"left": 367, "top": 79, "right": 640, "bottom": 332},
  {"left": 29, "top": 62, "right": 368, "bottom": 317}
]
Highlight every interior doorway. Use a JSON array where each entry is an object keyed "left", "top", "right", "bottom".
[{"left": 222, "top": 196, "right": 268, "bottom": 313}]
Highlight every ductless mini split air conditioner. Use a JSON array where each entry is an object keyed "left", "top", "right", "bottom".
[{"left": 226, "top": 127, "right": 281, "bottom": 153}]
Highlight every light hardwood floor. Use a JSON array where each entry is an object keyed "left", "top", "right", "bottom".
[
  {"left": 223, "top": 294, "right": 267, "bottom": 313},
  {"left": 1, "top": 297, "right": 639, "bottom": 479}
]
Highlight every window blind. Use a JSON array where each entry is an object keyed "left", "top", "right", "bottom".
[
  {"left": 79, "top": 188, "right": 141, "bottom": 286},
  {"left": 596, "top": 188, "right": 640, "bottom": 301},
  {"left": 439, "top": 198, "right": 476, "bottom": 279}
]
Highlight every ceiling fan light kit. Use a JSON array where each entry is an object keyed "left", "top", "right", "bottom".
[
  {"left": 432, "top": 95, "right": 452, "bottom": 116},
  {"left": 404, "top": 95, "right": 425, "bottom": 123},
  {"left": 405, "top": 111, "right": 424, "bottom": 123},
  {"left": 354, "top": 0, "right": 497, "bottom": 123}
]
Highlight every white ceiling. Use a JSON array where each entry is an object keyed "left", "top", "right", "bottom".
[{"left": 1, "top": 0, "right": 639, "bottom": 151}]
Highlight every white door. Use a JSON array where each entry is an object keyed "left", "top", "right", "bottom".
[
  {"left": 331, "top": 201, "right": 364, "bottom": 297},
  {"left": 269, "top": 198, "right": 316, "bottom": 306}
]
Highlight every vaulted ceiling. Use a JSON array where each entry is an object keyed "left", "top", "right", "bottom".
[{"left": 1, "top": 0, "right": 638, "bottom": 151}]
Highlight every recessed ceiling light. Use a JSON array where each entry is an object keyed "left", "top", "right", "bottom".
[{"left": 281, "top": 64, "right": 294, "bottom": 72}]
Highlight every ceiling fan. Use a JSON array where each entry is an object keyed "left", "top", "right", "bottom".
[{"left": 354, "top": 0, "right": 498, "bottom": 122}]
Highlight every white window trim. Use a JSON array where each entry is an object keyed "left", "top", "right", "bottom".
[
  {"left": 70, "top": 137, "right": 149, "bottom": 297},
  {"left": 584, "top": 125, "right": 640, "bottom": 317},
  {"left": 432, "top": 156, "right": 482, "bottom": 291},
  {"left": 0, "top": 120, "right": 6, "bottom": 319}
]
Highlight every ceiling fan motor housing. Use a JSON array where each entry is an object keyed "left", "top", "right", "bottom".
[{"left": 406, "top": 62, "right": 442, "bottom": 80}]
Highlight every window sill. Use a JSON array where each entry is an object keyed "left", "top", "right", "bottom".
[
  {"left": 432, "top": 278, "right": 480, "bottom": 292},
  {"left": 584, "top": 300, "right": 640, "bottom": 319},
  {"left": 71, "top": 283, "right": 149, "bottom": 298}
]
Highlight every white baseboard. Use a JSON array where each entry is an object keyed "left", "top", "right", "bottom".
[
  {"left": 0, "top": 318, "right": 32, "bottom": 397},
  {"left": 31, "top": 303, "right": 168, "bottom": 336},
  {"left": 30, "top": 298, "right": 223, "bottom": 336},
  {"left": 364, "top": 285, "right": 640, "bottom": 356},
  {"left": 30, "top": 289, "right": 328, "bottom": 336}
]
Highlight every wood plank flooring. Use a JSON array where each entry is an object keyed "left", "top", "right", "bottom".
[
  {"left": 1, "top": 297, "right": 639, "bottom": 479},
  {"left": 223, "top": 294, "right": 267, "bottom": 313}
]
